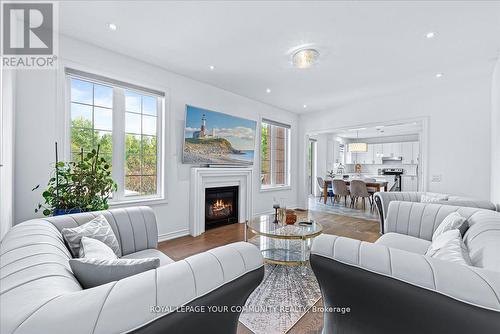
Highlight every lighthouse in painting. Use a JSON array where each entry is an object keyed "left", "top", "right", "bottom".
[
  {"left": 200, "top": 114, "right": 206, "bottom": 136},
  {"left": 192, "top": 114, "right": 211, "bottom": 139}
]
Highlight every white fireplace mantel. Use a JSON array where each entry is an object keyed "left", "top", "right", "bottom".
[{"left": 189, "top": 167, "right": 253, "bottom": 236}]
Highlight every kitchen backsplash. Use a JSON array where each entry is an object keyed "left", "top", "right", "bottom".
[{"left": 345, "top": 164, "right": 418, "bottom": 176}]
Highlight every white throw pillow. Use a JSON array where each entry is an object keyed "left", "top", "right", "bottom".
[
  {"left": 79, "top": 236, "right": 118, "bottom": 260},
  {"left": 432, "top": 212, "right": 467, "bottom": 241},
  {"left": 421, "top": 193, "right": 449, "bottom": 203},
  {"left": 425, "top": 229, "right": 471, "bottom": 266},
  {"left": 61, "top": 215, "right": 121, "bottom": 258}
]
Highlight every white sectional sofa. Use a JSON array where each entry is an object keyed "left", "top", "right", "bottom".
[
  {"left": 0, "top": 207, "right": 264, "bottom": 334},
  {"left": 374, "top": 191, "right": 498, "bottom": 233},
  {"left": 310, "top": 201, "right": 500, "bottom": 334}
]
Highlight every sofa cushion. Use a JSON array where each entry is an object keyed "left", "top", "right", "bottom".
[
  {"left": 61, "top": 215, "right": 121, "bottom": 257},
  {"left": 121, "top": 249, "right": 175, "bottom": 266},
  {"left": 121, "top": 248, "right": 174, "bottom": 266},
  {"left": 375, "top": 232, "right": 431, "bottom": 254},
  {"left": 69, "top": 257, "right": 160, "bottom": 288},
  {"left": 79, "top": 236, "right": 118, "bottom": 259},
  {"left": 432, "top": 212, "right": 467, "bottom": 241},
  {"left": 426, "top": 229, "right": 472, "bottom": 266}
]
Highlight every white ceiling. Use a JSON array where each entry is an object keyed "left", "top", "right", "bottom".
[
  {"left": 336, "top": 122, "right": 422, "bottom": 139},
  {"left": 59, "top": 1, "right": 500, "bottom": 114}
]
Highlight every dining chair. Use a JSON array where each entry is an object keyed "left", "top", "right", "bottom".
[
  {"left": 316, "top": 177, "right": 334, "bottom": 204},
  {"left": 332, "top": 179, "right": 351, "bottom": 206},
  {"left": 363, "top": 177, "right": 378, "bottom": 202},
  {"left": 350, "top": 180, "right": 373, "bottom": 210}
]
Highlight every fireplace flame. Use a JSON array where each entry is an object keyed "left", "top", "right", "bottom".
[{"left": 213, "top": 199, "right": 231, "bottom": 211}]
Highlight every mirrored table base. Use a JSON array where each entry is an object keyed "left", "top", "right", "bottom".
[{"left": 248, "top": 236, "right": 314, "bottom": 266}]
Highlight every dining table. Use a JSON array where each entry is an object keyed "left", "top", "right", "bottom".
[{"left": 323, "top": 179, "right": 389, "bottom": 204}]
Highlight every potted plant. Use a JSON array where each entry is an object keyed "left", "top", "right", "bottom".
[{"left": 33, "top": 143, "right": 117, "bottom": 216}]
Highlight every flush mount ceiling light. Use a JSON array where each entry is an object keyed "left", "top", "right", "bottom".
[
  {"left": 435, "top": 73, "right": 443, "bottom": 78},
  {"left": 209, "top": 65, "right": 216, "bottom": 70},
  {"left": 107, "top": 23, "right": 117, "bottom": 31},
  {"left": 426, "top": 31, "right": 436, "bottom": 39},
  {"left": 266, "top": 88, "right": 271, "bottom": 93},
  {"left": 292, "top": 48, "right": 320, "bottom": 69},
  {"left": 303, "top": 104, "right": 307, "bottom": 109}
]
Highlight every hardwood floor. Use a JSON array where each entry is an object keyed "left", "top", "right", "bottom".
[{"left": 158, "top": 209, "right": 380, "bottom": 334}]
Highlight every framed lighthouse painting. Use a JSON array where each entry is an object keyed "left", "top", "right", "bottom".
[{"left": 182, "top": 105, "right": 257, "bottom": 165}]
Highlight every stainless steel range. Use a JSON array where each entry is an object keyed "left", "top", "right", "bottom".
[{"left": 381, "top": 168, "right": 405, "bottom": 191}]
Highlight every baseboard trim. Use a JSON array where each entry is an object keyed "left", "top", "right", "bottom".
[{"left": 158, "top": 229, "right": 189, "bottom": 242}]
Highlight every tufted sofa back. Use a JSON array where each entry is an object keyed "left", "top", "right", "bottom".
[
  {"left": 463, "top": 210, "right": 500, "bottom": 272},
  {"left": 46, "top": 207, "right": 158, "bottom": 256},
  {"left": 0, "top": 206, "right": 158, "bottom": 334},
  {"left": 386, "top": 201, "right": 500, "bottom": 271}
]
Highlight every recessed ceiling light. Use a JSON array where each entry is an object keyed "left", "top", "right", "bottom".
[
  {"left": 435, "top": 73, "right": 443, "bottom": 78},
  {"left": 303, "top": 104, "right": 307, "bottom": 109},
  {"left": 108, "top": 23, "right": 117, "bottom": 31},
  {"left": 426, "top": 32, "right": 435, "bottom": 39},
  {"left": 209, "top": 65, "right": 215, "bottom": 71},
  {"left": 266, "top": 88, "right": 271, "bottom": 93},
  {"left": 292, "top": 48, "right": 320, "bottom": 69}
]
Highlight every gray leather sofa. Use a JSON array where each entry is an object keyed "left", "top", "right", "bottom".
[
  {"left": 374, "top": 191, "right": 498, "bottom": 233},
  {"left": 0, "top": 207, "right": 264, "bottom": 334},
  {"left": 310, "top": 201, "right": 500, "bottom": 334}
]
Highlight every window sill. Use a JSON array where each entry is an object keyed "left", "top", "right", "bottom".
[
  {"left": 109, "top": 196, "right": 167, "bottom": 208},
  {"left": 260, "top": 185, "right": 292, "bottom": 193}
]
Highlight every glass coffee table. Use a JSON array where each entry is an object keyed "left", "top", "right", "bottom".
[{"left": 245, "top": 214, "right": 323, "bottom": 266}]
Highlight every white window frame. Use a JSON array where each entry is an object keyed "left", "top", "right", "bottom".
[
  {"left": 64, "top": 69, "right": 166, "bottom": 205},
  {"left": 260, "top": 118, "right": 291, "bottom": 191}
]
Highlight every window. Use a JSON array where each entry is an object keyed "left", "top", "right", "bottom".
[
  {"left": 70, "top": 79, "right": 114, "bottom": 163},
  {"left": 260, "top": 119, "right": 291, "bottom": 189},
  {"left": 67, "top": 69, "right": 164, "bottom": 202}
]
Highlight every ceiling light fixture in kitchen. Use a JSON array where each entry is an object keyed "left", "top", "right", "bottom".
[{"left": 348, "top": 131, "right": 368, "bottom": 152}]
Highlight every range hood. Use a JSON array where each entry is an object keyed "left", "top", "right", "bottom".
[{"left": 382, "top": 156, "right": 402, "bottom": 163}]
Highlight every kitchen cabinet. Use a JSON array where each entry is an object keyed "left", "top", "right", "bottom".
[
  {"left": 366, "top": 144, "right": 375, "bottom": 164},
  {"left": 382, "top": 142, "right": 403, "bottom": 158},
  {"left": 393, "top": 143, "right": 402, "bottom": 157},
  {"left": 352, "top": 144, "right": 375, "bottom": 164},
  {"left": 401, "top": 141, "right": 419, "bottom": 164},
  {"left": 345, "top": 150, "right": 353, "bottom": 164},
  {"left": 344, "top": 141, "right": 419, "bottom": 165},
  {"left": 412, "top": 141, "right": 419, "bottom": 164},
  {"left": 373, "top": 144, "right": 383, "bottom": 164},
  {"left": 401, "top": 142, "right": 413, "bottom": 163},
  {"left": 382, "top": 143, "right": 401, "bottom": 157},
  {"left": 402, "top": 175, "right": 418, "bottom": 191}
]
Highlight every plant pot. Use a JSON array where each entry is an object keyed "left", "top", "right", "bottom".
[{"left": 53, "top": 208, "right": 82, "bottom": 216}]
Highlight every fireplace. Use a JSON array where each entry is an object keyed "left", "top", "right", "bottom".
[{"left": 205, "top": 186, "right": 239, "bottom": 228}]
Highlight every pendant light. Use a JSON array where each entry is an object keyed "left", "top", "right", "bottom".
[{"left": 348, "top": 131, "right": 368, "bottom": 152}]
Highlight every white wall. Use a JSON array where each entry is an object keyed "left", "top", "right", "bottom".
[
  {"left": 13, "top": 36, "right": 299, "bottom": 238},
  {"left": 312, "top": 134, "right": 327, "bottom": 196},
  {"left": 298, "top": 68, "right": 493, "bottom": 207},
  {"left": 1, "top": 70, "right": 15, "bottom": 239},
  {"left": 492, "top": 57, "right": 500, "bottom": 206}
]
